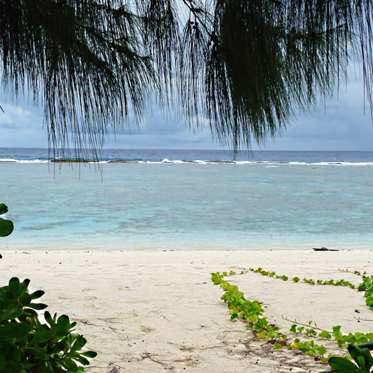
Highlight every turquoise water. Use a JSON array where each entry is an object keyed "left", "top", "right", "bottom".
[{"left": 1, "top": 150, "right": 373, "bottom": 249}]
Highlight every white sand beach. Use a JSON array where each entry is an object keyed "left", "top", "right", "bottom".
[{"left": 0, "top": 249, "right": 372, "bottom": 373}]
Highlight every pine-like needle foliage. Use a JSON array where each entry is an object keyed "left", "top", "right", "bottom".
[{"left": 0, "top": 0, "right": 372, "bottom": 155}]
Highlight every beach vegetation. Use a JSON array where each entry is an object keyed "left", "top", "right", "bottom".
[
  {"left": 290, "top": 323, "right": 318, "bottom": 337},
  {"left": 291, "top": 323, "right": 373, "bottom": 349},
  {"left": 359, "top": 276, "right": 373, "bottom": 309},
  {"left": 248, "top": 266, "right": 373, "bottom": 309},
  {"left": 211, "top": 270, "right": 329, "bottom": 360},
  {"left": 248, "top": 267, "right": 357, "bottom": 289},
  {"left": 0, "top": 277, "right": 97, "bottom": 372},
  {"left": 212, "top": 268, "right": 373, "bottom": 365},
  {"left": 0, "top": 205, "right": 96, "bottom": 372}
]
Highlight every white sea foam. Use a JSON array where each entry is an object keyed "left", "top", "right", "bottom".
[
  {"left": 0, "top": 158, "right": 19, "bottom": 162},
  {"left": 308, "top": 162, "right": 373, "bottom": 166},
  {"left": 160, "top": 159, "right": 185, "bottom": 164},
  {"left": 19, "top": 160, "right": 49, "bottom": 164},
  {"left": 333, "top": 162, "right": 373, "bottom": 166},
  {"left": 235, "top": 161, "right": 256, "bottom": 165},
  {"left": 171, "top": 160, "right": 185, "bottom": 164},
  {"left": 1, "top": 158, "right": 373, "bottom": 166},
  {"left": 288, "top": 161, "right": 308, "bottom": 165},
  {"left": 88, "top": 161, "right": 110, "bottom": 164},
  {"left": 0, "top": 158, "right": 49, "bottom": 164}
]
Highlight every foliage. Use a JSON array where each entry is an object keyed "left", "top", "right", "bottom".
[
  {"left": 0, "top": 0, "right": 372, "bottom": 155},
  {"left": 0, "top": 277, "right": 97, "bottom": 372},
  {"left": 212, "top": 271, "right": 286, "bottom": 341},
  {"left": 290, "top": 323, "right": 373, "bottom": 350},
  {"left": 212, "top": 268, "right": 373, "bottom": 365},
  {"left": 211, "top": 270, "right": 328, "bottom": 360},
  {"left": 359, "top": 276, "right": 373, "bottom": 309},
  {"left": 249, "top": 266, "right": 373, "bottom": 309},
  {"left": 0, "top": 203, "right": 13, "bottom": 237},
  {"left": 323, "top": 344, "right": 373, "bottom": 373},
  {"left": 248, "top": 267, "right": 356, "bottom": 289},
  {"left": 290, "top": 323, "right": 319, "bottom": 337},
  {"left": 289, "top": 339, "right": 327, "bottom": 358}
]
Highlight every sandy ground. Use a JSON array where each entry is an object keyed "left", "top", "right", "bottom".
[{"left": 0, "top": 249, "right": 372, "bottom": 373}]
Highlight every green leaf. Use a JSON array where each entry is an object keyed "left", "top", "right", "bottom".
[
  {"left": 360, "top": 342, "right": 373, "bottom": 351},
  {"left": 0, "top": 219, "right": 13, "bottom": 237},
  {"left": 348, "top": 345, "right": 373, "bottom": 370},
  {"left": 30, "top": 290, "right": 45, "bottom": 300},
  {"left": 82, "top": 351, "right": 97, "bottom": 358},
  {"left": 0, "top": 204, "right": 8, "bottom": 215},
  {"left": 74, "top": 355, "right": 90, "bottom": 366},
  {"left": 55, "top": 315, "right": 71, "bottom": 336},
  {"left": 44, "top": 311, "right": 55, "bottom": 327},
  {"left": 63, "top": 358, "right": 78, "bottom": 371},
  {"left": 33, "top": 325, "right": 52, "bottom": 344},
  {"left": 29, "top": 303, "right": 48, "bottom": 311},
  {"left": 328, "top": 357, "right": 362, "bottom": 372},
  {"left": 8, "top": 277, "right": 20, "bottom": 292},
  {"left": 71, "top": 335, "right": 87, "bottom": 352}
]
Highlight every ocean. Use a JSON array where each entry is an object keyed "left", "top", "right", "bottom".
[{"left": 0, "top": 148, "right": 373, "bottom": 250}]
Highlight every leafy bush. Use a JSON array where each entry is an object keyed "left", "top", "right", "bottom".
[
  {"left": 0, "top": 277, "right": 97, "bottom": 372},
  {"left": 324, "top": 344, "right": 373, "bottom": 373},
  {"left": 0, "top": 203, "right": 96, "bottom": 372}
]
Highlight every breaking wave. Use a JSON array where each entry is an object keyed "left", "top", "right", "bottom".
[{"left": 1, "top": 158, "right": 373, "bottom": 166}]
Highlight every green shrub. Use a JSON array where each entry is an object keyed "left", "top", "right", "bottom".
[
  {"left": 0, "top": 277, "right": 97, "bottom": 372},
  {"left": 0, "top": 202, "right": 96, "bottom": 372}
]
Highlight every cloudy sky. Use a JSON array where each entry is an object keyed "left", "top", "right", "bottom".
[{"left": 0, "top": 70, "right": 372, "bottom": 151}]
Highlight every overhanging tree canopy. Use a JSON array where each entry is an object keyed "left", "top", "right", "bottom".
[{"left": 0, "top": 0, "right": 372, "bottom": 155}]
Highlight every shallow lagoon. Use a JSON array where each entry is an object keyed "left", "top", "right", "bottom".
[{"left": 1, "top": 159, "right": 373, "bottom": 249}]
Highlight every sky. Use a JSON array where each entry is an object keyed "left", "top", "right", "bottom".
[{"left": 0, "top": 71, "right": 372, "bottom": 151}]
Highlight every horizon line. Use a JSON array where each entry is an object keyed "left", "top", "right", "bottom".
[{"left": 1, "top": 147, "right": 373, "bottom": 152}]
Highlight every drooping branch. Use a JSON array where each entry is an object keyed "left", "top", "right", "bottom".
[{"left": 0, "top": 0, "right": 372, "bottom": 157}]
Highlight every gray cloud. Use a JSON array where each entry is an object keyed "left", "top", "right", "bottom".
[
  {"left": 263, "top": 74, "right": 373, "bottom": 150},
  {"left": 0, "top": 73, "right": 372, "bottom": 150}
]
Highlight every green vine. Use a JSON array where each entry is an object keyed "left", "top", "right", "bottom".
[
  {"left": 247, "top": 267, "right": 373, "bottom": 310},
  {"left": 248, "top": 267, "right": 356, "bottom": 289},
  {"left": 290, "top": 324, "right": 373, "bottom": 349},
  {"left": 212, "top": 269, "right": 373, "bottom": 365},
  {"left": 359, "top": 276, "right": 373, "bottom": 309},
  {"left": 211, "top": 271, "right": 329, "bottom": 360}
]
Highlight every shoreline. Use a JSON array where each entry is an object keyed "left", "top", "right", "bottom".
[
  {"left": 1, "top": 245, "right": 373, "bottom": 252},
  {"left": 0, "top": 249, "right": 372, "bottom": 372}
]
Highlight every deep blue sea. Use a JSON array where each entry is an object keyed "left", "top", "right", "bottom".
[{"left": 1, "top": 148, "right": 373, "bottom": 250}]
